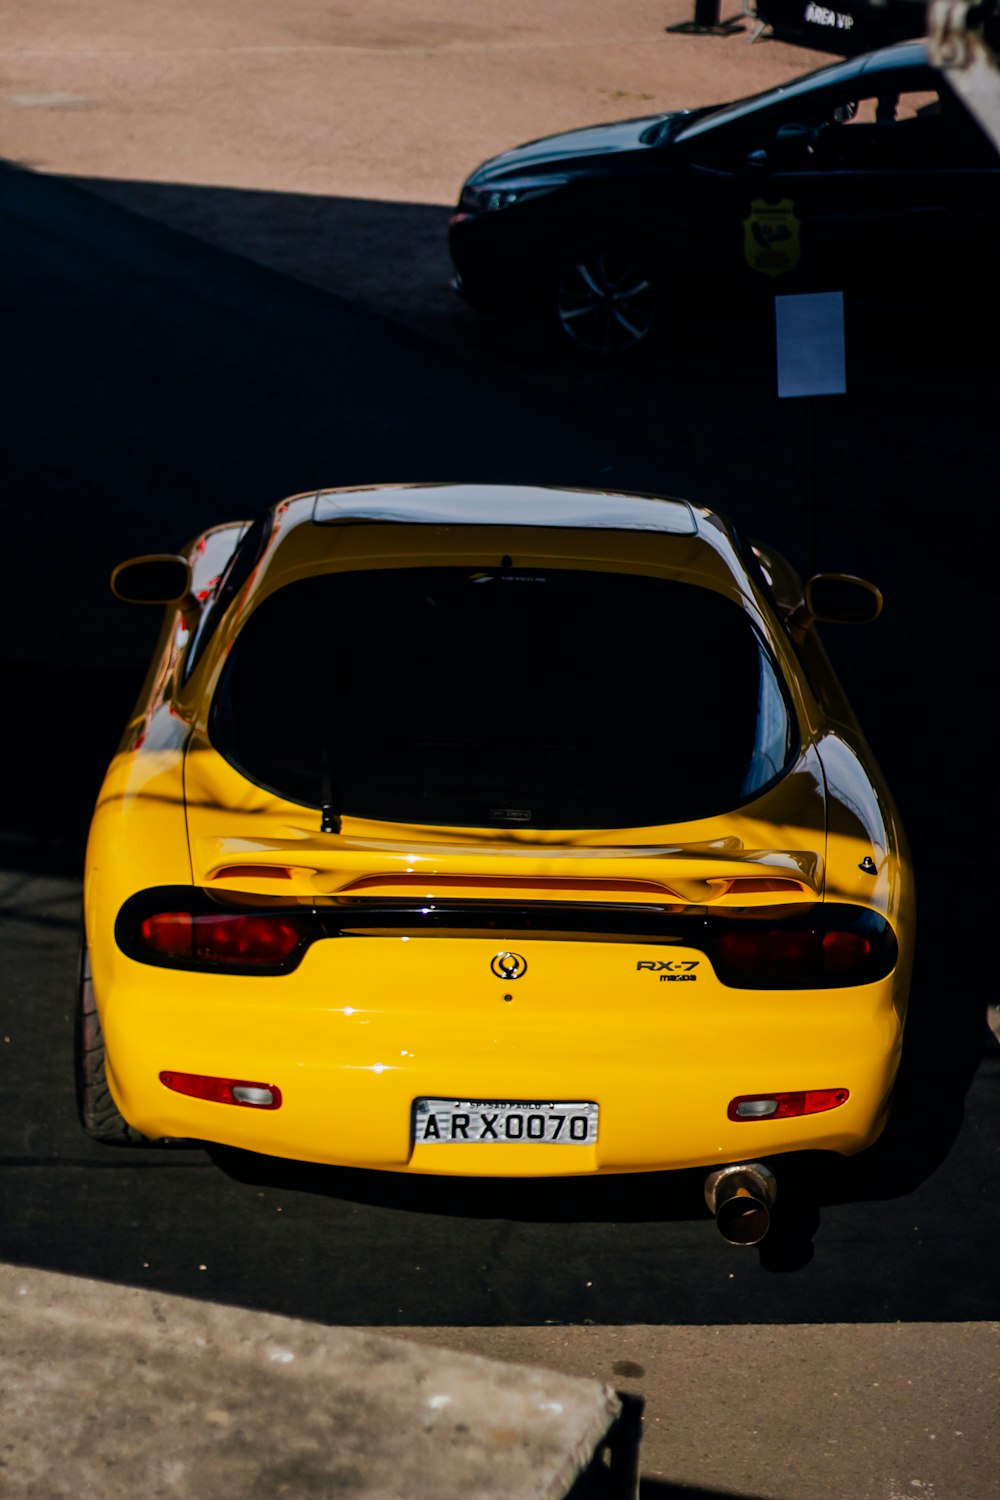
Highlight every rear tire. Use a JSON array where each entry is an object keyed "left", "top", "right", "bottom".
[{"left": 76, "top": 946, "right": 152, "bottom": 1145}]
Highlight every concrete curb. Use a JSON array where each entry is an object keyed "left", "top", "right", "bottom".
[{"left": 1, "top": 1263, "right": 638, "bottom": 1498}]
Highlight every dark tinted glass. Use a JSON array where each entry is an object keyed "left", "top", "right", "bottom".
[
  {"left": 210, "top": 568, "right": 795, "bottom": 829},
  {"left": 184, "top": 512, "right": 271, "bottom": 681}
]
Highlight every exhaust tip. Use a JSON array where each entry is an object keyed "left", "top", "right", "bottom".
[
  {"left": 704, "top": 1163, "right": 776, "bottom": 1246},
  {"left": 716, "top": 1187, "right": 771, "bottom": 1246}
]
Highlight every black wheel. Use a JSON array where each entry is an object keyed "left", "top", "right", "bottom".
[
  {"left": 554, "top": 248, "right": 658, "bottom": 356},
  {"left": 76, "top": 946, "right": 151, "bottom": 1145}
]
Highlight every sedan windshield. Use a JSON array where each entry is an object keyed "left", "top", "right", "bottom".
[
  {"left": 675, "top": 55, "right": 867, "bottom": 143},
  {"left": 210, "top": 567, "right": 797, "bottom": 829}
]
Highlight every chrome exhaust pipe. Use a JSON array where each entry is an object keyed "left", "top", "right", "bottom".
[{"left": 704, "top": 1163, "right": 776, "bottom": 1245}]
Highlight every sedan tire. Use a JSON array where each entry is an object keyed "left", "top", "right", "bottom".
[{"left": 554, "top": 248, "right": 659, "bottom": 357}]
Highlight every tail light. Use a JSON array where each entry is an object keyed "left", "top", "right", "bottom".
[
  {"left": 821, "top": 930, "right": 873, "bottom": 971},
  {"left": 717, "top": 928, "right": 823, "bottom": 977},
  {"left": 712, "top": 909, "right": 892, "bottom": 988},
  {"left": 729, "top": 1088, "right": 849, "bottom": 1121},
  {"left": 160, "top": 1071, "right": 282, "bottom": 1108},
  {"left": 117, "top": 889, "right": 897, "bottom": 987},
  {"left": 140, "top": 911, "right": 306, "bottom": 966},
  {"left": 118, "top": 892, "right": 315, "bottom": 974}
]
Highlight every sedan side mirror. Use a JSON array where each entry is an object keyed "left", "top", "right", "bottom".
[
  {"left": 111, "top": 554, "right": 194, "bottom": 607},
  {"left": 771, "top": 121, "right": 821, "bottom": 168},
  {"left": 791, "top": 573, "right": 883, "bottom": 638}
]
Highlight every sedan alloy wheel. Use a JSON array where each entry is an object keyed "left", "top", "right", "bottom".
[{"left": 555, "top": 250, "right": 657, "bottom": 355}]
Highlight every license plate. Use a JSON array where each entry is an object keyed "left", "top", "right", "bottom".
[{"left": 414, "top": 1098, "right": 598, "bottom": 1145}]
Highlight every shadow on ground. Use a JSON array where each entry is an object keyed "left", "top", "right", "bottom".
[{"left": 1, "top": 162, "right": 997, "bottom": 1326}]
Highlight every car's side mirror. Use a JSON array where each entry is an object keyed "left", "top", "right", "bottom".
[
  {"left": 791, "top": 573, "right": 883, "bottom": 638},
  {"left": 771, "top": 121, "right": 821, "bottom": 167},
  {"left": 111, "top": 555, "right": 194, "bottom": 606}
]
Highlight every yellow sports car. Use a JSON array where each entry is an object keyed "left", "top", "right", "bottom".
[{"left": 81, "top": 484, "right": 913, "bottom": 1244}]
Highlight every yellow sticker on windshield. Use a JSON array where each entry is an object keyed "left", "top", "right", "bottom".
[{"left": 743, "top": 199, "right": 801, "bottom": 277}]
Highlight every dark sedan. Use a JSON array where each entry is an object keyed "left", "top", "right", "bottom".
[{"left": 449, "top": 41, "right": 999, "bottom": 357}]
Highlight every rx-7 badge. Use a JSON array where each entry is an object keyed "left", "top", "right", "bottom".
[{"left": 636, "top": 959, "right": 700, "bottom": 982}]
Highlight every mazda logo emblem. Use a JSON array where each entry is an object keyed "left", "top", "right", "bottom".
[{"left": 490, "top": 951, "right": 528, "bottom": 981}]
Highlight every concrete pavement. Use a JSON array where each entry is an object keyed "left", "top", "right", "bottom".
[
  {"left": 0, "top": 1264, "right": 634, "bottom": 1499},
  {"left": 394, "top": 1322, "right": 1000, "bottom": 1498}
]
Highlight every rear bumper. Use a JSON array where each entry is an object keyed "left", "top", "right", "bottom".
[{"left": 99, "top": 932, "right": 906, "bottom": 1175}]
